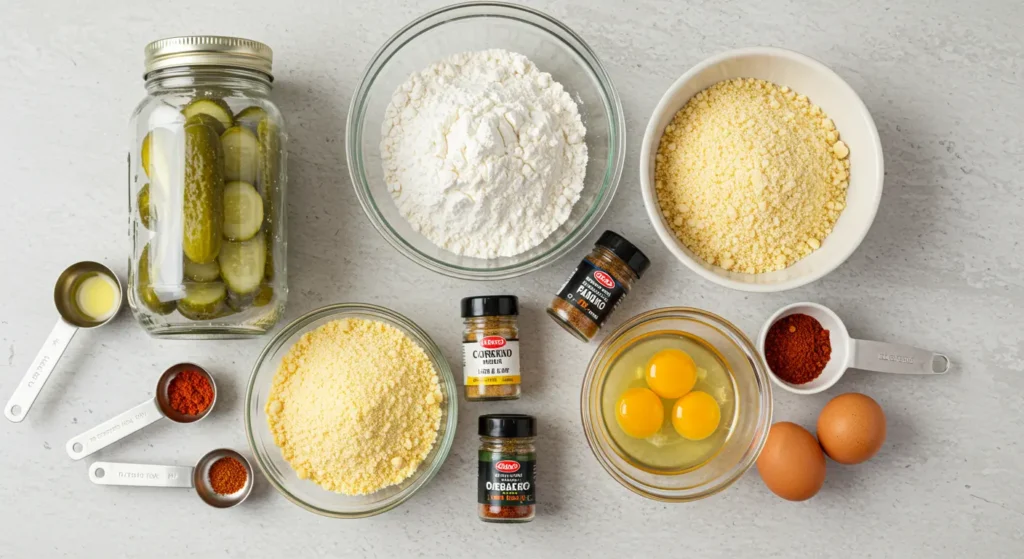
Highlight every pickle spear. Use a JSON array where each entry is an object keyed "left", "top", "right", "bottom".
[
  {"left": 258, "top": 117, "right": 282, "bottom": 280},
  {"left": 182, "top": 98, "right": 234, "bottom": 130},
  {"left": 221, "top": 126, "right": 259, "bottom": 184},
  {"left": 219, "top": 231, "right": 266, "bottom": 295},
  {"left": 182, "top": 122, "right": 225, "bottom": 264},
  {"left": 137, "top": 245, "right": 175, "bottom": 315}
]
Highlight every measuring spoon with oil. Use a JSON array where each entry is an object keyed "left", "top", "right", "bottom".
[
  {"left": 758, "top": 302, "right": 951, "bottom": 395},
  {"left": 4, "top": 261, "right": 122, "bottom": 423},
  {"left": 66, "top": 363, "right": 216, "bottom": 460},
  {"left": 88, "top": 448, "right": 253, "bottom": 508}
]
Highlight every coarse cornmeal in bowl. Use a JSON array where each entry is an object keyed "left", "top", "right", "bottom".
[
  {"left": 640, "top": 47, "right": 884, "bottom": 292},
  {"left": 245, "top": 303, "right": 457, "bottom": 518}
]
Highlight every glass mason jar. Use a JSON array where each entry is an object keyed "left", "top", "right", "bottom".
[{"left": 128, "top": 36, "right": 287, "bottom": 338}]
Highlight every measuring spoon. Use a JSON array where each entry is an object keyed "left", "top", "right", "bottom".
[
  {"left": 758, "top": 302, "right": 951, "bottom": 395},
  {"left": 89, "top": 448, "right": 253, "bottom": 508},
  {"left": 5, "top": 261, "right": 123, "bottom": 423},
  {"left": 66, "top": 363, "right": 216, "bottom": 460}
]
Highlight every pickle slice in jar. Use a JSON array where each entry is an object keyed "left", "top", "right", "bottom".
[
  {"left": 221, "top": 126, "right": 259, "bottom": 184},
  {"left": 141, "top": 128, "right": 176, "bottom": 187},
  {"left": 182, "top": 122, "right": 225, "bottom": 264},
  {"left": 138, "top": 183, "right": 155, "bottom": 229},
  {"left": 219, "top": 231, "right": 266, "bottom": 295},
  {"left": 177, "top": 282, "right": 228, "bottom": 320},
  {"left": 235, "top": 106, "right": 267, "bottom": 132},
  {"left": 184, "top": 112, "right": 226, "bottom": 136},
  {"left": 182, "top": 98, "right": 234, "bottom": 130},
  {"left": 222, "top": 181, "right": 264, "bottom": 241},
  {"left": 183, "top": 257, "right": 220, "bottom": 282},
  {"left": 137, "top": 244, "right": 176, "bottom": 315}
]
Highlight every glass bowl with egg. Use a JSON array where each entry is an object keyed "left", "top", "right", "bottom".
[
  {"left": 346, "top": 2, "right": 624, "bottom": 280},
  {"left": 244, "top": 303, "right": 457, "bottom": 518},
  {"left": 581, "top": 307, "right": 773, "bottom": 501}
]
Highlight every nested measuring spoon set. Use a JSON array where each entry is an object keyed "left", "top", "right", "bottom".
[{"left": 5, "top": 262, "right": 254, "bottom": 508}]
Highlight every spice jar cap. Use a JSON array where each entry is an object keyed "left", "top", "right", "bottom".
[
  {"left": 479, "top": 414, "right": 536, "bottom": 438},
  {"left": 596, "top": 230, "right": 650, "bottom": 277},
  {"left": 461, "top": 295, "right": 519, "bottom": 318}
]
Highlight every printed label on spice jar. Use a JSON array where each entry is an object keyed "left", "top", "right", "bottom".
[
  {"left": 554, "top": 260, "right": 627, "bottom": 327},
  {"left": 478, "top": 452, "right": 536, "bottom": 506},
  {"left": 463, "top": 337, "right": 520, "bottom": 386}
]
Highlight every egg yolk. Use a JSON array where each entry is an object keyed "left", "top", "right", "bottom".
[
  {"left": 645, "top": 349, "right": 698, "bottom": 399},
  {"left": 615, "top": 387, "right": 665, "bottom": 439},
  {"left": 672, "top": 391, "right": 721, "bottom": 441}
]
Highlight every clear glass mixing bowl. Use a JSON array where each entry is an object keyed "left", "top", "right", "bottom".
[
  {"left": 581, "top": 307, "right": 773, "bottom": 501},
  {"left": 346, "top": 2, "right": 625, "bottom": 279},
  {"left": 245, "top": 303, "right": 457, "bottom": 518}
]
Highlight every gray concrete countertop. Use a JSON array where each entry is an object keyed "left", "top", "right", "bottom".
[{"left": 1, "top": 0, "right": 1021, "bottom": 556}]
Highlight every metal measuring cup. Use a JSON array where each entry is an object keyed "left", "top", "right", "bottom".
[
  {"left": 758, "top": 302, "right": 951, "bottom": 395},
  {"left": 88, "top": 448, "right": 254, "bottom": 508},
  {"left": 4, "top": 262, "right": 123, "bottom": 423},
  {"left": 66, "top": 363, "right": 216, "bottom": 460}
]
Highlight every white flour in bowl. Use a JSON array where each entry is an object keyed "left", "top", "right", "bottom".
[{"left": 380, "top": 49, "right": 588, "bottom": 259}]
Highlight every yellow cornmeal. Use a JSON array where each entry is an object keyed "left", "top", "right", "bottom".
[
  {"left": 655, "top": 78, "right": 851, "bottom": 273},
  {"left": 266, "top": 318, "right": 443, "bottom": 495}
]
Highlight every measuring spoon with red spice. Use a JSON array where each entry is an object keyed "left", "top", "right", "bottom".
[
  {"left": 87, "top": 448, "right": 253, "bottom": 508},
  {"left": 65, "top": 363, "right": 216, "bottom": 460},
  {"left": 758, "top": 302, "right": 950, "bottom": 395}
]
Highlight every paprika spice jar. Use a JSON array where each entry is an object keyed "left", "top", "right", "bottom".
[
  {"left": 462, "top": 296, "right": 521, "bottom": 401},
  {"left": 478, "top": 414, "right": 536, "bottom": 523},
  {"left": 547, "top": 231, "right": 650, "bottom": 341}
]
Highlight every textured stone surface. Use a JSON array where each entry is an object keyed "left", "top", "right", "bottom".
[{"left": 0, "top": 0, "right": 1021, "bottom": 556}]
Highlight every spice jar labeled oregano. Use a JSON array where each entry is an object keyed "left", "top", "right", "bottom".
[
  {"left": 547, "top": 231, "right": 650, "bottom": 341},
  {"left": 462, "top": 296, "right": 521, "bottom": 401},
  {"left": 478, "top": 414, "right": 536, "bottom": 523}
]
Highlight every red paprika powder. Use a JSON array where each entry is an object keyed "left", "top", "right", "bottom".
[
  {"left": 764, "top": 313, "right": 832, "bottom": 384},
  {"left": 167, "top": 368, "right": 214, "bottom": 416}
]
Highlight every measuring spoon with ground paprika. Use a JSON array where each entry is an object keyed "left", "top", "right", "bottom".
[
  {"left": 66, "top": 363, "right": 216, "bottom": 460},
  {"left": 88, "top": 448, "right": 253, "bottom": 508},
  {"left": 758, "top": 302, "right": 950, "bottom": 395}
]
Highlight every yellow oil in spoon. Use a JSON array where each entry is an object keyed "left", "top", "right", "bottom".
[{"left": 75, "top": 273, "right": 120, "bottom": 322}]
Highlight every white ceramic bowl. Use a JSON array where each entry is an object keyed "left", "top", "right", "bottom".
[{"left": 640, "top": 47, "right": 884, "bottom": 292}]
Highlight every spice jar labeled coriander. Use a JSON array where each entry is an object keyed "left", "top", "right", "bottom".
[
  {"left": 547, "top": 231, "right": 650, "bottom": 341},
  {"left": 462, "top": 296, "right": 521, "bottom": 401},
  {"left": 478, "top": 414, "right": 536, "bottom": 523}
]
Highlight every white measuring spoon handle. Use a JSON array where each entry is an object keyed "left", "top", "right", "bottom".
[
  {"left": 850, "top": 339, "right": 950, "bottom": 375},
  {"left": 66, "top": 398, "right": 165, "bottom": 460},
  {"left": 4, "top": 319, "right": 78, "bottom": 423},
  {"left": 89, "top": 461, "right": 194, "bottom": 488}
]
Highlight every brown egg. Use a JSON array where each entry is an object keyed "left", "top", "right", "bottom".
[
  {"left": 817, "top": 392, "right": 887, "bottom": 464},
  {"left": 756, "top": 422, "right": 826, "bottom": 501}
]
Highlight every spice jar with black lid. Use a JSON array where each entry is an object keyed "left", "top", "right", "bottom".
[
  {"left": 547, "top": 231, "right": 650, "bottom": 341},
  {"left": 462, "top": 296, "right": 521, "bottom": 401},
  {"left": 478, "top": 414, "right": 536, "bottom": 523}
]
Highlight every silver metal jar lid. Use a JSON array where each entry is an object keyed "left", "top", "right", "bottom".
[{"left": 144, "top": 36, "right": 273, "bottom": 79}]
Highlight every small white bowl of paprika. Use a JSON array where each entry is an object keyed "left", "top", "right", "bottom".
[{"left": 758, "top": 302, "right": 950, "bottom": 395}]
